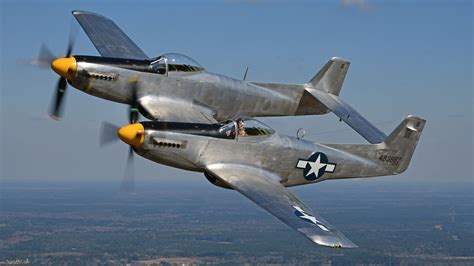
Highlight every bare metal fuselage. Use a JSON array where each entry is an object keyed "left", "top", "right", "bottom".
[
  {"left": 68, "top": 56, "right": 424, "bottom": 188},
  {"left": 69, "top": 56, "right": 326, "bottom": 122},
  {"left": 134, "top": 128, "right": 403, "bottom": 188},
  {"left": 44, "top": 10, "right": 427, "bottom": 248}
]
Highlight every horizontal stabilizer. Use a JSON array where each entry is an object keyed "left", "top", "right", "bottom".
[{"left": 306, "top": 88, "right": 387, "bottom": 144}]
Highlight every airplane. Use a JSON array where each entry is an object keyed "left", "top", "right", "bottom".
[
  {"left": 39, "top": 10, "right": 427, "bottom": 247},
  {"left": 39, "top": 10, "right": 388, "bottom": 146},
  {"left": 100, "top": 114, "right": 426, "bottom": 248}
]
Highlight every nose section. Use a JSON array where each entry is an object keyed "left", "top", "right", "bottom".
[
  {"left": 118, "top": 123, "right": 145, "bottom": 148},
  {"left": 51, "top": 57, "right": 77, "bottom": 80}
]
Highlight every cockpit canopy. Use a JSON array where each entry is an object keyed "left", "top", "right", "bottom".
[
  {"left": 238, "top": 118, "right": 275, "bottom": 137},
  {"left": 142, "top": 118, "right": 274, "bottom": 141},
  {"left": 150, "top": 53, "right": 205, "bottom": 74},
  {"left": 220, "top": 118, "right": 275, "bottom": 139}
]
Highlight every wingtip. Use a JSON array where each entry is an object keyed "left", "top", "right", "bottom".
[
  {"left": 340, "top": 242, "right": 359, "bottom": 249},
  {"left": 309, "top": 233, "right": 358, "bottom": 249},
  {"left": 330, "top": 57, "right": 350, "bottom": 63},
  {"left": 405, "top": 115, "right": 426, "bottom": 123},
  {"left": 317, "top": 241, "right": 358, "bottom": 249},
  {"left": 71, "top": 10, "right": 108, "bottom": 19}
]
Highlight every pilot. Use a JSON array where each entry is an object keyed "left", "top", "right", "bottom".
[{"left": 237, "top": 118, "right": 247, "bottom": 137}]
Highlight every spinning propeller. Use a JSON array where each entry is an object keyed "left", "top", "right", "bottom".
[
  {"left": 36, "top": 26, "right": 78, "bottom": 120},
  {"left": 99, "top": 80, "right": 144, "bottom": 193}
]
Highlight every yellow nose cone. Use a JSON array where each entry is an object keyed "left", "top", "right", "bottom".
[
  {"left": 118, "top": 123, "right": 145, "bottom": 148},
  {"left": 51, "top": 57, "right": 77, "bottom": 80}
]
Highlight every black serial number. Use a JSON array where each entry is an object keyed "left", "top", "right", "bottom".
[{"left": 378, "top": 155, "right": 402, "bottom": 165}]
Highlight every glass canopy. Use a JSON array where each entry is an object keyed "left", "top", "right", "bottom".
[
  {"left": 234, "top": 118, "right": 275, "bottom": 137},
  {"left": 150, "top": 53, "right": 205, "bottom": 73}
]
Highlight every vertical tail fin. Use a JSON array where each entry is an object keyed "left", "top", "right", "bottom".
[
  {"left": 383, "top": 116, "right": 426, "bottom": 174},
  {"left": 322, "top": 115, "right": 426, "bottom": 180},
  {"left": 309, "top": 57, "right": 350, "bottom": 96}
]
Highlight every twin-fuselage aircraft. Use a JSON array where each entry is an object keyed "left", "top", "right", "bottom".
[{"left": 43, "top": 10, "right": 426, "bottom": 248}]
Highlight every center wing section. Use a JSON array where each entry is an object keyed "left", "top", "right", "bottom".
[
  {"left": 206, "top": 164, "right": 357, "bottom": 248},
  {"left": 139, "top": 96, "right": 217, "bottom": 123},
  {"left": 305, "top": 57, "right": 387, "bottom": 144},
  {"left": 72, "top": 10, "right": 148, "bottom": 60},
  {"left": 306, "top": 88, "right": 387, "bottom": 144}
]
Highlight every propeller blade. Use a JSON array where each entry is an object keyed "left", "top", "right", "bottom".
[
  {"left": 65, "top": 38, "right": 75, "bottom": 58},
  {"left": 128, "top": 80, "right": 140, "bottom": 124},
  {"left": 99, "top": 122, "right": 120, "bottom": 147},
  {"left": 65, "top": 21, "right": 77, "bottom": 57},
  {"left": 49, "top": 77, "right": 67, "bottom": 120},
  {"left": 46, "top": 21, "right": 77, "bottom": 121},
  {"left": 129, "top": 106, "right": 139, "bottom": 124},
  {"left": 101, "top": 78, "right": 141, "bottom": 193},
  {"left": 98, "top": 121, "right": 136, "bottom": 194},
  {"left": 34, "top": 43, "right": 56, "bottom": 69},
  {"left": 120, "top": 147, "right": 135, "bottom": 193},
  {"left": 128, "top": 146, "right": 134, "bottom": 159},
  {"left": 122, "top": 79, "right": 140, "bottom": 192}
]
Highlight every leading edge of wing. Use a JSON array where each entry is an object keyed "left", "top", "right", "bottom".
[{"left": 206, "top": 163, "right": 358, "bottom": 248}]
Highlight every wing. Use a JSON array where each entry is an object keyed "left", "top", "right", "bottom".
[
  {"left": 306, "top": 88, "right": 387, "bottom": 144},
  {"left": 72, "top": 10, "right": 148, "bottom": 60},
  {"left": 206, "top": 164, "right": 357, "bottom": 248},
  {"left": 139, "top": 96, "right": 217, "bottom": 123}
]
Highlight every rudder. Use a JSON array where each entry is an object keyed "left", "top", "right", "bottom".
[
  {"left": 383, "top": 116, "right": 426, "bottom": 174},
  {"left": 309, "top": 57, "right": 350, "bottom": 96}
]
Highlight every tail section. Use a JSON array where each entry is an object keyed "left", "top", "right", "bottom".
[
  {"left": 309, "top": 57, "right": 350, "bottom": 96},
  {"left": 249, "top": 57, "right": 351, "bottom": 116},
  {"left": 324, "top": 115, "right": 426, "bottom": 180},
  {"left": 382, "top": 115, "right": 426, "bottom": 173}
]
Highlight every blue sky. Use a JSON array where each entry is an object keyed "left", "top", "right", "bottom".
[{"left": 0, "top": 0, "right": 472, "bottom": 186}]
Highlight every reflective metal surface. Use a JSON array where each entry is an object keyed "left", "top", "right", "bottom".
[
  {"left": 121, "top": 116, "right": 426, "bottom": 248},
  {"left": 64, "top": 10, "right": 429, "bottom": 248},
  {"left": 67, "top": 10, "right": 390, "bottom": 142},
  {"left": 73, "top": 10, "right": 149, "bottom": 60}
]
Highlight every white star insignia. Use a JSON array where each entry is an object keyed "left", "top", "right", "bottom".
[
  {"left": 296, "top": 153, "right": 336, "bottom": 178},
  {"left": 293, "top": 206, "right": 329, "bottom": 231}
]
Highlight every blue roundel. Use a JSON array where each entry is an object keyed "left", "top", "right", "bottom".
[
  {"left": 304, "top": 152, "right": 329, "bottom": 181},
  {"left": 296, "top": 152, "right": 337, "bottom": 181}
]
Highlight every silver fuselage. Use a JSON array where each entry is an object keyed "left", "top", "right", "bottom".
[
  {"left": 69, "top": 56, "right": 325, "bottom": 122},
  {"left": 134, "top": 128, "right": 397, "bottom": 188}
]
